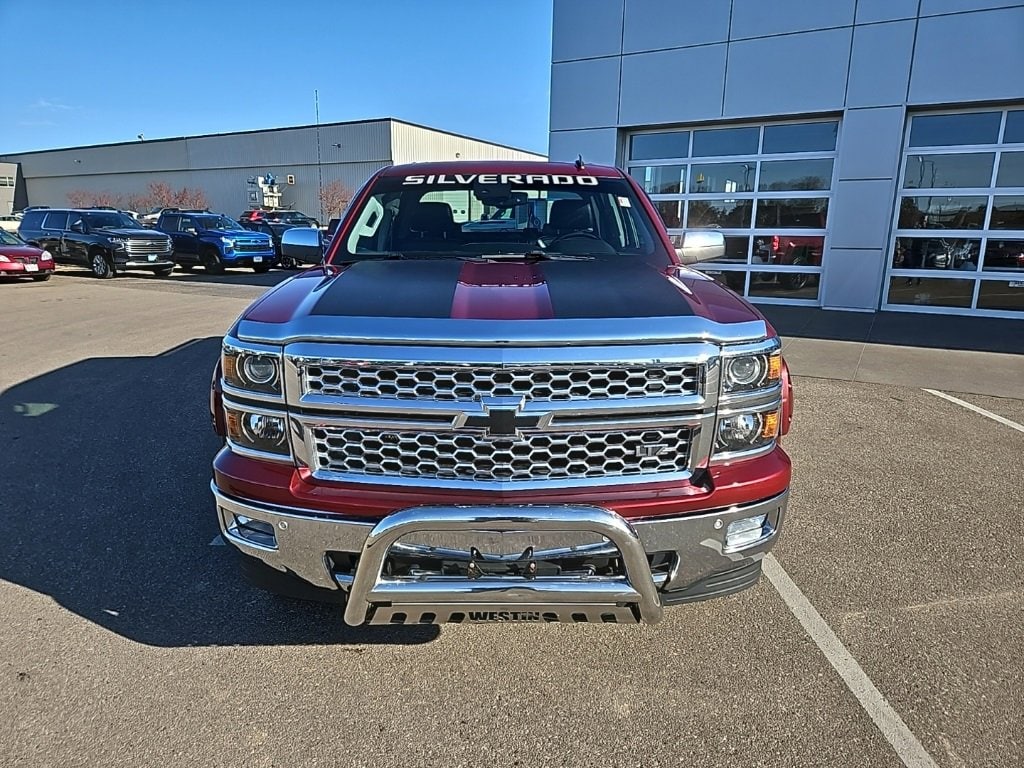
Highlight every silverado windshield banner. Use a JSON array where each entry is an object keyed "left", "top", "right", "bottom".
[{"left": 403, "top": 174, "right": 599, "bottom": 186}]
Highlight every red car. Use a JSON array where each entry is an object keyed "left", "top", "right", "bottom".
[{"left": 0, "top": 230, "right": 55, "bottom": 282}]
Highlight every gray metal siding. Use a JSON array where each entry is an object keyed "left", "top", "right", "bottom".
[
  {"left": 0, "top": 119, "right": 538, "bottom": 221},
  {"left": 389, "top": 122, "right": 546, "bottom": 164}
]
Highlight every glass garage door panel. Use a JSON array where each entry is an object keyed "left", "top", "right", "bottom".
[
  {"left": 885, "top": 107, "right": 1024, "bottom": 317},
  {"left": 628, "top": 118, "right": 838, "bottom": 307}
]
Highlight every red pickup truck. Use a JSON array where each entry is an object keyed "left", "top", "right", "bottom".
[{"left": 209, "top": 161, "right": 793, "bottom": 626}]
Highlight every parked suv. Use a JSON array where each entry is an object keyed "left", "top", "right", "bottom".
[
  {"left": 157, "top": 211, "right": 275, "bottom": 274},
  {"left": 18, "top": 208, "right": 174, "bottom": 279}
]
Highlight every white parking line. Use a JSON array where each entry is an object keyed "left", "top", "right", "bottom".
[
  {"left": 763, "top": 555, "right": 939, "bottom": 768},
  {"left": 924, "top": 389, "right": 1024, "bottom": 434}
]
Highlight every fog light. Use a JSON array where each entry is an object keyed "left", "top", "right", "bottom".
[
  {"left": 718, "top": 413, "right": 762, "bottom": 449},
  {"left": 232, "top": 514, "right": 278, "bottom": 549},
  {"left": 725, "top": 514, "right": 771, "bottom": 550},
  {"left": 242, "top": 413, "right": 286, "bottom": 444}
]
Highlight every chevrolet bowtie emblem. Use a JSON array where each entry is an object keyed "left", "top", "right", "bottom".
[{"left": 459, "top": 397, "right": 551, "bottom": 437}]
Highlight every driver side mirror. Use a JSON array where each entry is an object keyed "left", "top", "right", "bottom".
[
  {"left": 675, "top": 230, "right": 725, "bottom": 264},
  {"left": 183, "top": 227, "right": 198, "bottom": 236},
  {"left": 70, "top": 221, "right": 86, "bottom": 234},
  {"left": 281, "top": 226, "right": 325, "bottom": 262}
]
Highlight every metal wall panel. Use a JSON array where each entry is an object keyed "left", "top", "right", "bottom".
[
  {"left": 9, "top": 139, "right": 189, "bottom": 179},
  {"left": 184, "top": 121, "right": 392, "bottom": 170},
  {"left": 723, "top": 29, "right": 852, "bottom": 118},
  {"left": 389, "top": 123, "right": 545, "bottom": 165},
  {"left": 828, "top": 180, "right": 898, "bottom": 250},
  {"left": 855, "top": 0, "right": 921, "bottom": 23},
  {"left": 847, "top": 21, "right": 915, "bottom": 108},
  {"left": 730, "top": 0, "right": 856, "bottom": 39},
  {"left": 0, "top": 162, "right": 15, "bottom": 213},
  {"left": 919, "top": 0, "right": 1024, "bottom": 15},
  {"left": 548, "top": 128, "right": 619, "bottom": 164},
  {"left": 623, "top": 0, "right": 731, "bottom": 53},
  {"left": 552, "top": 0, "right": 623, "bottom": 61},
  {"left": 550, "top": 58, "right": 622, "bottom": 131},
  {"left": 910, "top": 6, "right": 1024, "bottom": 104},
  {"left": 836, "top": 107, "right": 906, "bottom": 181},
  {"left": 820, "top": 248, "right": 887, "bottom": 310},
  {"left": 620, "top": 45, "right": 727, "bottom": 125}
]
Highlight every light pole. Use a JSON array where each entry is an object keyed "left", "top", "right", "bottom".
[{"left": 314, "top": 89, "right": 324, "bottom": 223}]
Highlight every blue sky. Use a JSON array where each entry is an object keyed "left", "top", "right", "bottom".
[{"left": 0, "top": 0, "right": 554, "bottom": 154}]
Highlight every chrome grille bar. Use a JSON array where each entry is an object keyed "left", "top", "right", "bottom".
[
  {"left": 303, "top": 362, "right": 701, "bottom": 402},
  {"left": 308, "top": 425, "right": 691, "bottom": 484},
  {"left": 124, "top": 238, "right": 172, "bottom": 255}
]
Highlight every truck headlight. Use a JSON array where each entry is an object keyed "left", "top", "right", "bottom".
[
  {"left": 221, "top": 237, "right": 235, "bottom": 249},
  {"left": 723, "top": 351, "right": 781, "bottom": 393},
  {"left": 108, "top": 237, "right": 127, "bottom": 250},
  {"left": 222, "top": 342, "right": 283, "bottom": 396},
  {"left": 715, "top": 410, "right": 779, "bottom": 455},
  {"left": 225, "top": 404, "right": 291, "bottom": 459}
]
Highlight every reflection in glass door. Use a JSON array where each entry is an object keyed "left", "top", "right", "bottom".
[
  {"left": 627, "top": 119, "right": 838, "bottom": 306},
  {"left": 885, "top": 107, "right": 1024, "bottom": 317}
]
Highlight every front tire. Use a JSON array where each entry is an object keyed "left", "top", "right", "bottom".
[
  {"left": 90, "top": 251, "right": 114, "bottom": 279},
  {"left": 202, "top": 248, "right": 225, "bottom": 275}
]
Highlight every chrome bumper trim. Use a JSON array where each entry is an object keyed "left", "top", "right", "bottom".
[
  {"left": 212, "top": 482, "right": 788, "bottom": 625},
  {"left": 342, "top": 505, "right": 663, "bottom": 626}
]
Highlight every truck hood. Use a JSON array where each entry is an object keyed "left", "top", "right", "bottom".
[
  {"left": 100, "top": 228, "right": 169, "bottom": 238},
  {"left": 202, "top": 228, "right": 270, "bottom": 239},
  {"left": 236, "top": 258, "right": 770, "bottom": 346}
]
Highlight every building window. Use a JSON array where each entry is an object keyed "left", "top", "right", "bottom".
[
  {"left": 885, "top": 107, "right": 1024, "bottom": 317},
  {"left": 0, "top": 176, "right": 15, "bottom": 187},
  {"left": 627, "top": 118, "right": 838, "bottom": 305}
]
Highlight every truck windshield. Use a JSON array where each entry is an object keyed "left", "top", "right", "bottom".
[
  {"left": 83, "top": 212, "right": 139, "bottom": 229},
  {"left": 332, "top": 173, "right": 671, "bottom": 265},
  {"left": 196, "top": 216, "right": 241, "bottom": 231}
]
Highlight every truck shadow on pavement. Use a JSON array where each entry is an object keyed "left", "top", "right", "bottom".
[{"left": 0, "top": 336, "right": 439, "bottom": 647}]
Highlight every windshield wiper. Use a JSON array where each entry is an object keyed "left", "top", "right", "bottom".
[
  {"left": 335, "top": 252, "right": 461, "bottom": 263},
  {"left": 475, "top": 251, "right": 594, "bottom": 262}
]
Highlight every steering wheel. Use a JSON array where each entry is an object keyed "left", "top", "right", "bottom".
[{"left": 543, "top": 230, "right": 604, "bottom": 247}]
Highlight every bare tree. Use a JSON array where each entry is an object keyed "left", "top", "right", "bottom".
[{"left": 319, "top": 180, "right": 353, "bottom": 220}]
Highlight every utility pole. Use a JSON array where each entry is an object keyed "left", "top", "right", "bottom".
[{"left": 315, "top": 89, "right": 324, "bottom": 223}]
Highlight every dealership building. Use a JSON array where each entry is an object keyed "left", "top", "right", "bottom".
[
  {"left": 549, "top": 0, "right": 1024, "bottom": 318},
  {"left": 0, "top": 118, "right": 544, "bottom": 221}
]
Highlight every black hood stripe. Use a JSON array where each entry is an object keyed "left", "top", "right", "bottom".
[
  {"left": 311, "top": 260, "right": 464, "bottom": 318},
  {"left": 309, "top": 258, "right": 694, "bottom": 319}
]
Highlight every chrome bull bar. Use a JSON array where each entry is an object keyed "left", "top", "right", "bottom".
[{"left": 343, "top": 505, "right": 664, "bottom": 626}]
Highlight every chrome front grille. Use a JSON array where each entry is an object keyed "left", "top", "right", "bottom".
[
  {"left": 234, "top": 239, "right": 270, "bottom": 253},
  {"left": 125, "top": 238, "right": 171, "bottom": 255},
  {"left": 303, "top": 362, "right": 701, "bottom": 402},
  {"left": 310, "top": 426, "right": 692, "bottom": 484}
]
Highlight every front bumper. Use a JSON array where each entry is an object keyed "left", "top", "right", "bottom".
[
  {"left": 222, "top": 251, "right": 276, "bottom": 266},
  {"left": 119, "top": 257, "right": 175, "bottom": 269},
  {"left": 0, "top": 262, "right": 55, "bottom": 275},
  {"left": 212, "top": 482, "right": 788, "bottom": 625}
]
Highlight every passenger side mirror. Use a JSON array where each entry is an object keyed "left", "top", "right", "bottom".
[
  {"left": 70, "top": 221, "right": 86, "bottom": 234},
  {"left": 675, "top": 230, "right": 725, "bottom": 264},
  {"left": 281, "top": 226, "right": 325, "bottom": 262},
  {"left": 184, "top": 227, "right": 197, "bottom": 235}
]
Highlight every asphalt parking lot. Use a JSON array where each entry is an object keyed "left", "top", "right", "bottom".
[{"left": 1, "top": 268, "right": 1021, "bottom": 767}]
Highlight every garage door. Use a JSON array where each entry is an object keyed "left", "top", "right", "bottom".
[
  {"left": 627, "top": 119, "right": 838, "bottom": 306},
  {"left": 884, "top": 108, "right": 1024, "bottom": 317}
]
